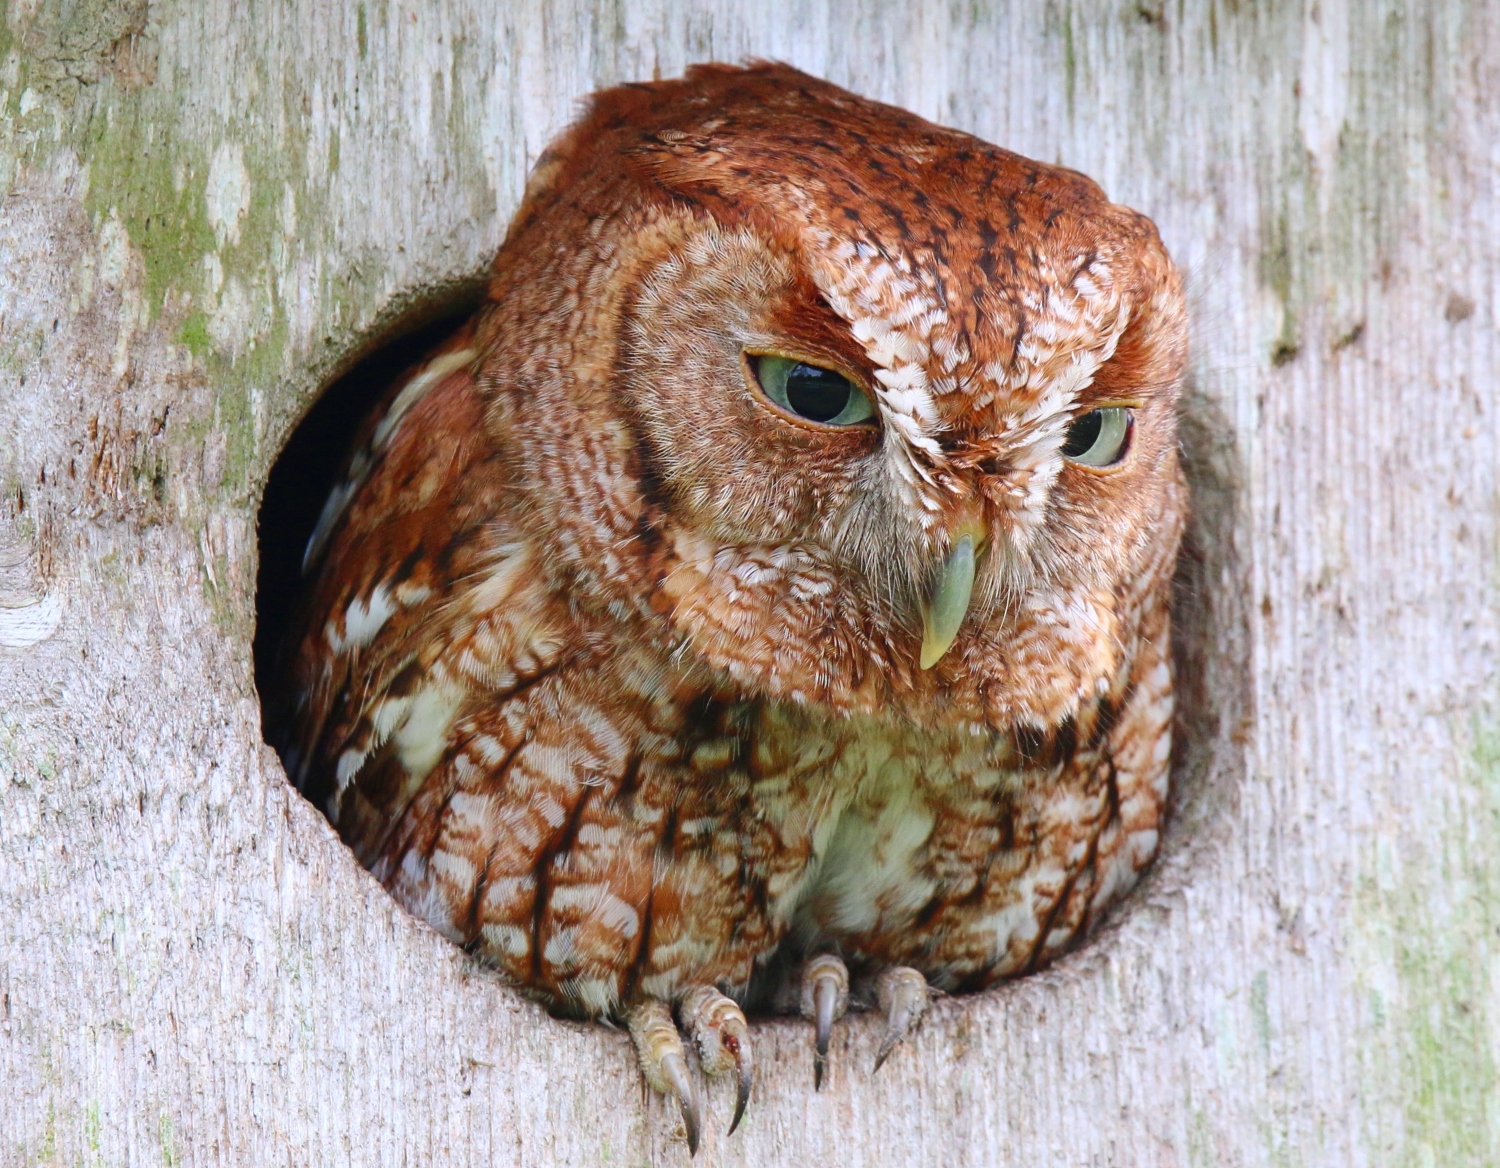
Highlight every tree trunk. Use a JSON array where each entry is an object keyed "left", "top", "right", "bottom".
[{"left": 2, "top": 1, "right": 1497, "bottom": 1164}]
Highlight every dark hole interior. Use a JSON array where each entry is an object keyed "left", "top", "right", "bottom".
[{"left": 254, "top": 298, "right": 481, "bottom": 753}]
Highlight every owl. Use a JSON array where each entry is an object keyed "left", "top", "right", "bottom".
[{"left": 273, "top": 62, "right": 1186, "bottom": 1153}]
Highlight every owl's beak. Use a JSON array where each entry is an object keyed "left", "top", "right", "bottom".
[{"left": 919, "top": 521, "right": 985, "bottom": 669}]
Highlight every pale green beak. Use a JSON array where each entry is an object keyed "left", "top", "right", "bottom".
[{"left": 919, "top": 532, "right": 980, "bottom": 669}]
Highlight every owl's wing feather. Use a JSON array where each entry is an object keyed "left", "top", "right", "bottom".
[
  {"left": 277, "top": 325, "right": 794, "bottom": 1015},
  {"left": 283, "top": 319, "right": 518, "bottom": 829}
]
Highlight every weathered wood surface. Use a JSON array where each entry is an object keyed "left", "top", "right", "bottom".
[{"left": 2, "top": 1, "right": 1497, "bottom": 1164}]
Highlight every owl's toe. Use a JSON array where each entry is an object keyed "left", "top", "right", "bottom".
[
  {"left": 872, "top": 966, "right": 933, "bottom": 1072},
  {"left": 628, "top": 999, "right": 701, "bottom": 1155},
  {"left": 799, "top": 953, "right": 850, "bottom": 1090},
  {"left": 680, "top": 986, "right": 754, "bottom": 1134}
]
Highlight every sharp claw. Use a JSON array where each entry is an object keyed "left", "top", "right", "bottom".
[
  {"left": 872, "top": 1027, "right": 902, "bottom": 1073},
  {"left": 873, "top": 966, "right": 931, "bottom": 1074},
  {"left": 680, "top": 985, "right": 753, "bottom": 1138},
  {"left": 627, "top": 1000, "right": 701, "bottom": 1155},
  {"left": 800, "top": 954, "right": 849, "bottom": 1092},
  {"left": 814, "top": 976, "right": 836, "bottom": 1089},
  {"left": 728, "top": 1039, "right": 752, "bottom": 1135},
  {"left": 660, "top": 1050, "right": 701, "bottom": 1156}
]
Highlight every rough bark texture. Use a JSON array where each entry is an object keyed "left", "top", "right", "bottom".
[{"left": 1, "top": 1, "right": 1497, "bottom": 1165}]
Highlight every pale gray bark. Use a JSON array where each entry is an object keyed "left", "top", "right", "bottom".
[{"left": 2, "top": 1, "right": 1498, "bottom": 1164}]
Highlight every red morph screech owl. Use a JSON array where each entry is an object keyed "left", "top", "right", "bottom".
[{"left": 274, "top": 61, "right": 1187, "bottom": 1153}]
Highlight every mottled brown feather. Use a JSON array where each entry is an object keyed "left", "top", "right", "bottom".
[{"left": 275, "top": 62, "right": 1187, "bottom": 1019}]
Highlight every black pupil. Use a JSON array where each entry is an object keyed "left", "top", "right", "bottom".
[
  {"left": 1062, "top": 410, "right": 1103, "bottom": 457},
  {"left": 784, "top": 364, "right": 853, "bottom": 422}
]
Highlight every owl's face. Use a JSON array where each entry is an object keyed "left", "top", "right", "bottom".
[{"left": 480, "top": 65, "right": 1187, "bottom": 730}]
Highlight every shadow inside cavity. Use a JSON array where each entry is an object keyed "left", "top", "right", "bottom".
[{"left": 1160, "top": 376, "right": 1251, "bottom": 870}]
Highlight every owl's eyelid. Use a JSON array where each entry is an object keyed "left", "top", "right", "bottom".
[
  {"left": 742, "top": 348, "right": 873, "bottom": 396},
  {"left": 1074, "top": 398, "right": 1143, "bottom": 413},
  {"left": 1063, "top": 405, "right": 1135, "bottom": 473},
  {"left": 739, "top": 350, "right": 880, "bottom": 432}
]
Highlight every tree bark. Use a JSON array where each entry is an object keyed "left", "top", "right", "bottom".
[{"left": 2, "top": 1, "right": 1497, "bottom": 1164}]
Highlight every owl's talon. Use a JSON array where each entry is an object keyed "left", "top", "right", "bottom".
[
  {"left": 680, "top": 986, "right": 754, "bottom": 1135},
  {"left": 800, "top": 953, "right": 850, "bottom": 1090},
  {"left": 628, "top": 1000, "right": 702, "bottom": 1155},
  {"left": 663, "top": 1051, "right": 701, "bottom": 1156},
  {"left": 730, "top": 1047, "right": 752, "bottom": 1134},
  {"left": 872, "top": 966, "right": 932, "bottom": 1072}
]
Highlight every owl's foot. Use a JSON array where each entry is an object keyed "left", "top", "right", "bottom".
[
  {"left": 681, "top": 986, "right": 754, "bottom": 1134},
  {"left": 872, "top": 965, "right": 932, "bottom": 1072},
  {"left": 628, "top": 999, "right": 701, "bottom": 1154},
  {"left": 799, "top": 953, "right": 850, "bottom": 1090},
  {"left": 627, "top": 991, "right": 754, "bottom": 1155}
]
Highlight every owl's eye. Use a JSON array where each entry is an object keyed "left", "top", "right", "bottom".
[
  {"left": 1061, "top": 407, "right": 1133, "bottom": 467},
  {"left": 752, "top": 355, "right": 875, "bottom": 427}
]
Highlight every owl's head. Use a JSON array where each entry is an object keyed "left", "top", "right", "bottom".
[{"left": 478, "top": 63, "right": 1188, "bottom": 730}]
